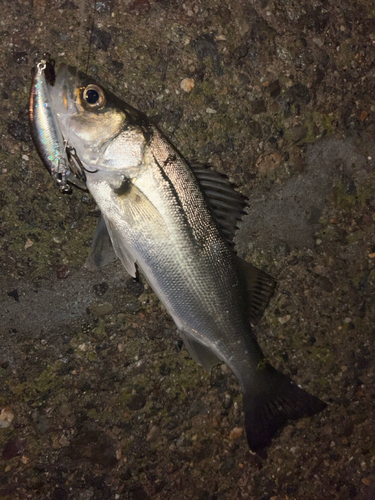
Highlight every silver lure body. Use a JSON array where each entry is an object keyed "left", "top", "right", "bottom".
[{"left": 29, "top": 61, "right": 71, "bottom": 192}]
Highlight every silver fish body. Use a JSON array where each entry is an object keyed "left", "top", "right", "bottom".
[{"left": 42, "top": 64, "right": 326, "bottom": 451}]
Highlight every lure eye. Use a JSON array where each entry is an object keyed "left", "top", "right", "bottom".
[{"left": 82, "top": 84, "right": 106, "bottom": 109}]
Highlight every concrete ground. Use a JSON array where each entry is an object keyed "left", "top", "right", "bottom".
[{"left": 0, "top": 0, "right": 374, "bottom": 498}]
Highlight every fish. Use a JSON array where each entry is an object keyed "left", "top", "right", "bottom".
[{"left": 31, "top": 62, "right": 326, "bottom": 451}]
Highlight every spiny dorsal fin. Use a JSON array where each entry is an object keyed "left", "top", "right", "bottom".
[
  {"left": 237, "top": 258, "right": 277, "bottom": 324},
  {"left": 190, "top": 163, "right": 248, "bottom": 246}
]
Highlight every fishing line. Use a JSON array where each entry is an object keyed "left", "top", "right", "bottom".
[
  {"left": 63, "top": 0, "right": 90, "bottom": 180},
  {"left": 62, "top": 0, "right": 87, "bottom": 162},
  {"left": 76, "top": 0, "right": 87, "bottom": 74},
  {"left": 60, "top": 0, "right": 99, "bottom": 184},
  {"left": 85, "top": 0, "right": 98, "bottom": 75}
]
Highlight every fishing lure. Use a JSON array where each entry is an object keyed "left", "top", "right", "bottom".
[{"left": 29, "top": 59, "right": 71, "bottom": 192}]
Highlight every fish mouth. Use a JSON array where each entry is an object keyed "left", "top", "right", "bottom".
[
  {"left": 48, "top": 64, "right": 80, "bottom": 121},
  {"left": 47, "top": 64, "right": 97, "bottom": 185},
  {"left": 47, "top": 63, "right": 79, "bottom": 156}
]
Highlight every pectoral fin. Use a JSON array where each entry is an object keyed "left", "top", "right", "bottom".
[
  {"left": 117, "top": 183, "right": 169, "bottom": 239},
  {"left": 101, "top": 183, "right": 169, "bottom": 277}
]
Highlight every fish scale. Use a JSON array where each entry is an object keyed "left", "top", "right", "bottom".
[{"left": 85, "top": 125, "right": 263, "bottom": 392}]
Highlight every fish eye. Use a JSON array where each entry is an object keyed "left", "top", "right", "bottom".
[{"left": 82, "top": 84, "right": 106, "bottom": 109}]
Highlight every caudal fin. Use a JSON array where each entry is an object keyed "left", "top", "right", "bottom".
[{"left": 243, "top": 365, "right": 326, "bottom": 451}]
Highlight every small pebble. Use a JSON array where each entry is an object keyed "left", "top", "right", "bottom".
[
  {"left": 0, "top": 408, "right": 15, "bottom": 428},
  {"left": 229, "top": 427, "right": 243, "bottom": 440},
  {"left": 312, "top": 37, "right": 324, "bottom": 47},
  {"left": 180, "top": 78, "right": 194, "bottom": 93},
  {"left": 56, "top": 265, "right": 70, "bottom": 279},
  {"left": 59, "top": 433, "right": 70, "bottom": 447},
  {"left": 289, "top": 125, "right": 308, "bottom": 142},
  {"left": 59, "top": 405, "right": 71, "bottom": 417},
  {"left": 24, "top": 239, "right": 33, "bottom": 250},
  {"left": 222, "top": 393, "right": 233, "bottom": 410},
  {"left": 278, "top": 314, "right": 291, "bottom": 324},
  {"left": 176, "top": 433, "right": 185, "bottom": 447},
  {"left": 91, "top": 302, "right": 113, "bottom": 316},
  {"left": 2, "top": 438, "right": 26, "bottom": 459},
  {"left": 256, "top": 152, "right": 283, "bottom": 174},
  {"left": 147, "top": 425, "right": 160, "bottom": 442}
]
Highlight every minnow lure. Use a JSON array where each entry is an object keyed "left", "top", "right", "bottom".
[{"left": 29, "top": 59, "right": 71, "bottom": 192}]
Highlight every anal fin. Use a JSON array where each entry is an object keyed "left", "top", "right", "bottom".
[{"left": 180, "top": 332, "right": 221, "bottom": 372}]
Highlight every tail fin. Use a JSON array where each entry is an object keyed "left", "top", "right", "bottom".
[{"left": 243, "top": 365, "right": 326, "bottom": 452}]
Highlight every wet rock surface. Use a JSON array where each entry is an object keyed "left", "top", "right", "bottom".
[{"left": 1, "top": 0, "right": 375, "bottom": 498}]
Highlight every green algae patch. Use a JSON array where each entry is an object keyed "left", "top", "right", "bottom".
[
  {"left": 29, "top": 361, "right": 63, "bottom": 396},
  {"left": 86, "top": 351, "right": 99, "bottom": 362},
  {"left": 8, "top": 360, "right": 63, "bottom": 403}
]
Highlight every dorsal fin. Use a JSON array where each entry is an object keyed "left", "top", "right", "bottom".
[{"left": 190, "top": 163, "right": 248, "bottom": 246}]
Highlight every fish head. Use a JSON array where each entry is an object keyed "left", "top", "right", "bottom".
[{"left": 48, "top": 64, "right": 150, "bottom": 181}]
